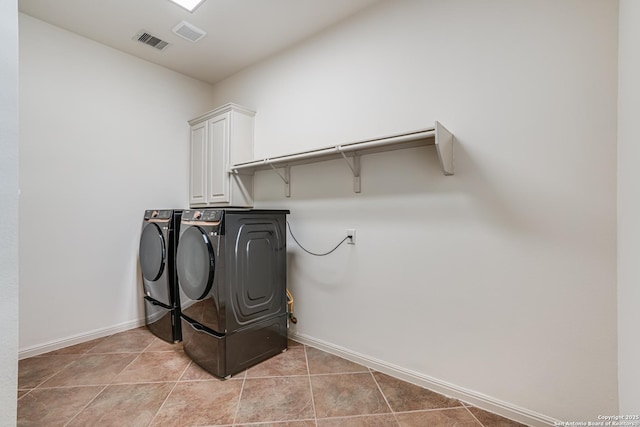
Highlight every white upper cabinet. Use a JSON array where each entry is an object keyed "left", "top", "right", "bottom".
[
  {"left": 189, "top": 121, "right": 207, "bottom": 206},
  {"left": 188, "top": 103, "right": 255, "bottom": 207}
]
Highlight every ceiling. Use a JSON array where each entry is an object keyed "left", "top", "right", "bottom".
[{"left": 19, "top": 0, "right": 382, "bottom": 85}]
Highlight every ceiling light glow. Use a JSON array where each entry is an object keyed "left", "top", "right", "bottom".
[{"left": 168, "top": 0, "right": 206, "bottom": 12}]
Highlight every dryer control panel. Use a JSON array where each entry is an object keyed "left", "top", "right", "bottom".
[{"left": 183, "top": 209, "right": 223, "bottom": 222}]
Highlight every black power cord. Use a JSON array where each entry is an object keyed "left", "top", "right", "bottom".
[{"left": 286, "top": 221, "right": 349, "bottom": 256}]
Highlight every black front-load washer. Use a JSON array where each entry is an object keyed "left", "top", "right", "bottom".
[
  {"left": 176, "top": 208, "right": 289, "bottom": 378},
  {"left": 139, "top": 209, "right": 183, "bottom": 343}
]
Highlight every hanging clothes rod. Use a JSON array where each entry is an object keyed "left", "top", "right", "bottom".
[
  {"left": 229, "top": 121, "right": 454, "bottom": 197},
  {"left": 230, "top": 126, "right": 441, "bottom": 172}
]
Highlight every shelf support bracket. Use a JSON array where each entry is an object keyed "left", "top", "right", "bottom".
[
  {"left": 435, "top": 121, "right": 454, "bottom": 176},
  {"left": 268, "top": 162, "right": 291, "bottom": 197},
  {"left": 338, "top": 147, "right": 361, "bottom": 193}
]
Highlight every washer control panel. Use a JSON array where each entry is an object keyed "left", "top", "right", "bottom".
[{"left": 144, "top": 210, "right": 173, "bottom": 220}]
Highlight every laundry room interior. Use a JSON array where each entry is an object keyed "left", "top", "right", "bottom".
[{"left": 2, "top": 0, "right": 640, "bottom": 426}]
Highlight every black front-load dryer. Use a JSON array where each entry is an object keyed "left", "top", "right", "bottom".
[
  {"left": 176, "top": 208, "right": 289, "bottom": 378},
  {"left": 139, "top": 209, "right": 183, "bottom": 343}
]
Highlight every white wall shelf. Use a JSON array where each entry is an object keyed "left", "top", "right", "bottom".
[{"left": 229, "top": 121, "right": 454, "bottom": 196}]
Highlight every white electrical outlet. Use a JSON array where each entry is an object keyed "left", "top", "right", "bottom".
[{"left": 347, "top": 229, "right": 356, "bottom": 245}]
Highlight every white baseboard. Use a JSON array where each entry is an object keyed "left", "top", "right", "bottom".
[
  {"left": 291, "top": 332, "right": 559, "bottom": 427},
  {"left": 18, "top": 318, "right": 146, "bottom": 360}
]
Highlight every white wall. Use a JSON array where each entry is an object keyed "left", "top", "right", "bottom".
[
  {"left": 617, "top": 0, "right": 640, "bottom": 415},
  {"left": 211, "top": 0, "right": 618, "bottom": 423},
  {"left": 0, "top": 0, "right": 20, "bottom": 424},
  {"left": 18, "top": 14, "right": 215, "bottom": 353}
]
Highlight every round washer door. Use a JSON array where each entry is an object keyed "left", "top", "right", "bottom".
[
  {"left": 139, "top": 223, "right": 166, "bottom": 282},
  {"left": 177, "top": 226, "right": 215, "bottom": 301}
]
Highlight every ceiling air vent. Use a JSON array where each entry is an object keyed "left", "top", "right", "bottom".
[
  {"left": 172, "top": 21, "right": 207, "bottom": 43},
  {"left": 135, "top": 31, "right": 170, "bottom": 51}
]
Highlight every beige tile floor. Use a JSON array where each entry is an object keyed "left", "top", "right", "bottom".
[{"left": 17, "top": 327, "right": 527, "bottom": 426}]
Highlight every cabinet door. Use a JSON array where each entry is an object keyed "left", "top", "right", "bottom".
[
  {"left": 189, "top": 121, "right": 207, "bottom": 206},
  {"left": 207, "top": 113, "right": 230, "bottom": 203}
]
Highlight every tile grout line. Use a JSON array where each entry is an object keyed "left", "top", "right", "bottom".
[
  {"left": 461, "top": 401, "right": 487, "bottom": 427},
  {"left": 308, "top": 370, "right": 370, "bottom": 376},
  {"left": 24, "top": 383, "right": 133, "bottom": 390},
  {"left": 27, "top": 337, "right": 106, "bottom": 391},
  {"left": 141, "top": 337, "right": 158, "bottom": 353},
  {"left": 64, "top": 333, "right": 150, "bottom": 426},
  {"left": 145, "top": 355, "right": 194, "bottom": 426},
  {"left": 16, "top": 389, "right": 32, "bottom": 400},
  {"left": 243, "top": 373, "right": 311, "bottom": 380},
  {"left": 62, "top": 384, "right": 108, "bottom": 426},
  {"left": 108, "top": 349, "right": 145, "bottom": 386},
  {"left": 302, "top": 344, "right": 319, "bottom": 427},
  {"left": 368, "top": 368, "right": 401, "bottom": 426},
  {"left": 144, "top": 382, "right": 181, "bottom": 426},
  {"left": 390, "top": 405, "right": 471, "bottom": 416},
  {"left": 318, "top": 413, "right": 400, "bottom": 422},
  {"left": 231, "top": 367, "right": 248, "bottom": 426},
  {"left": 30, "top": 355, "right": 84, "bottom": 390},
  {"left": 34, "top": 333, "right": 108, "bottom": 426},
  {"left": 177, "top": 359, "right": 194, "bottom": 382}
]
